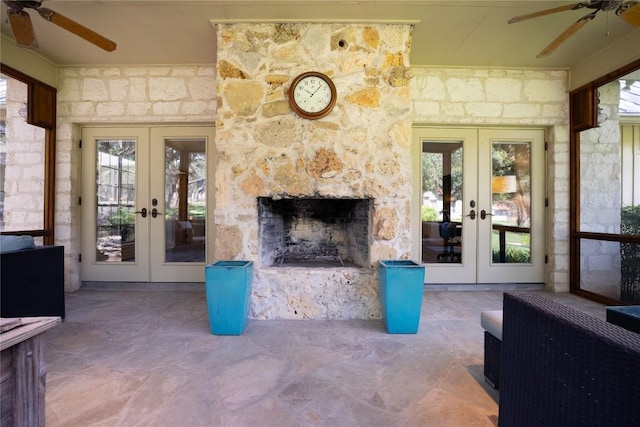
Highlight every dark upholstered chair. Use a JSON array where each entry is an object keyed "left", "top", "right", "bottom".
[
  {"left": 436, "top": 222, "right": 460, "bottom": 261},
  {"left": 499, "top": 292, "right": 640, "bottom": 427},
  {"left": 1, "top": 245, "right": 65, "bottom": 319}
]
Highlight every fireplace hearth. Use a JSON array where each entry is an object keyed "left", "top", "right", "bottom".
[{"left": 258, "top": 197, "right": 372, "bottom": 268}]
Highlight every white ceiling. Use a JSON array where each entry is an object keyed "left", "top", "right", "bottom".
[{"left": 1, "top": 0, "right": 639, "bottom": 69}]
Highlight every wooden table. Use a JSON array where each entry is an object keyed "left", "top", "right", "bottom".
[{"left": 1, "top": 316, "right": 61, "bottom": 427}]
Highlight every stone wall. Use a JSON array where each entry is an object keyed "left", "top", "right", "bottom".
[
  {"left": 577, "top": 80, "right": 622, "bottom": 298},
  {"left": 214, "top": 23, "right": 413, "bottom": 319},
  {"left": 2, "top": 77, "right": 45, "bottom": 233},
  {"left": 410, "top": 68, "right": 568, "bottom": 126}
]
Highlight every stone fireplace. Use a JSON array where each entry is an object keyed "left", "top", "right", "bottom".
[
  {"left": 214, "top": 22, "right": 414, "bottom": 319},
  {"left": 258, "top": 197, "right": 372, "bottom": 268}
]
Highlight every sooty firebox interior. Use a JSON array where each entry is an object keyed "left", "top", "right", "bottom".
[{"left": 258, "top": 197, "right": 372, "bottom": 267}]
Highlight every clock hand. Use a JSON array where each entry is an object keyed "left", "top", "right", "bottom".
[{"left": 311, "top": 84, "right": 322, "bottom": 96}]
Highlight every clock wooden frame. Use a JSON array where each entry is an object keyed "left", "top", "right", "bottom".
[{"left": 288, "top": 71, "right": 337, "bottom": 120}]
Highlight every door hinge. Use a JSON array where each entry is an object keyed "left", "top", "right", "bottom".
[
  {"left": 545, "top": 254, "right": 548, "bottom": 264},
  {"left": 79, "top": 139, "right": 82, "bottom": 149},
  {"left": 545, "top": 198, "right": 548, "bottom": 207},
  {"left": 78, "top": 253, "right": 82, "bottom": 263},
  {"left": 544, "top": 141, "right": 548, "bottom": 150},
  {"left": 78, "top": 196, "right": 82, "bottom": 205}
]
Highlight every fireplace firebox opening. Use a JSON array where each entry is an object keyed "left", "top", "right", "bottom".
[{"left": 258, "top": 197, "right": 372, "bottom": 268}]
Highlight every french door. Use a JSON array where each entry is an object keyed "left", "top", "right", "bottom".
[
  {"left": 412, "top": 127, "right": 546, "bottom": 284},
  {"left": 81, "top": 126, "right": 215, "bottom": 282}
]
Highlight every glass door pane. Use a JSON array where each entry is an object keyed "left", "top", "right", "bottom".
[
  {"left": 95, "top": 139, "right": 137, "bottom": 263},
  {"left": 490, "top": 141, "right": 532, "bottom": 264},
  {"left": 164, "top": 138, "right": 206, "bottom": 263},
  {"left": 421, "top": 141, "right": 463, "bottom": 264}
]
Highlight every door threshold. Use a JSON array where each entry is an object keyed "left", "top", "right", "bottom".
[
  {"left": 81, "top": 282, "right": 204, "bottom": 291},
  {"left": 424, "top": 283, "right": 546, "bottom": 291}
]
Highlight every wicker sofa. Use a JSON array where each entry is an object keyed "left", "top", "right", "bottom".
[{"left": 498, "top": 292, "right": 640, "bottom": 426}]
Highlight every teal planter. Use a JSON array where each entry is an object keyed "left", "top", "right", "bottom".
[
  {"left": 378, "top": 260, "right": 425, "bottom": 334},
  {"left": 205, "top": 261, "right": 253, "bottom": 335}
]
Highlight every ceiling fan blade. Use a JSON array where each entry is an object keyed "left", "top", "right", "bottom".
[
  {"left": 508, "top": 2, "right": 588, "bottom": 24},
  {"left": 537, "top": 10, "right": 597, "bottom": 58},
  {"left": 618, "top": 2, "right": 640, "bottom": 28},
  {"left": 7, "top": 8, "right": 37, "bottom": 48},
  {"left": 36, "top": 7, "right": 117, "bottom": 52}
]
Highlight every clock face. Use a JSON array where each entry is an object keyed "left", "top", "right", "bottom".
[{"left": 289, "top": 72, "right": 336, "bottom": 119}]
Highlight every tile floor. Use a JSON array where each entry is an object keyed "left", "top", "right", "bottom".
[{"left": 43, "top": 287, "right": 606, "bottom": 427}]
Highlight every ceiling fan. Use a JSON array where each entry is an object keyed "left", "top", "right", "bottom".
[
  {"left": 3, "top": 0, "right": 116, "bottom": 51},
  {"left": 509, "top": 1, "right": 640, "bottom": 58}
]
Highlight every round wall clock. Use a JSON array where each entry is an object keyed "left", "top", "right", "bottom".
[{"left": 288, "top": 71, "right": 337, "bottom": 120}]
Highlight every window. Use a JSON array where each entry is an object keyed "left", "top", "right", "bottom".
[
  {"left": 570, "top": 59, "right": 640, "bottom": 305},
  {"left": 0, "top": 64, "right": 56, "bottom": 244}
]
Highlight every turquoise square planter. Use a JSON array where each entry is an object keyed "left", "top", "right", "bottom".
[
  {"left": 378, "top": 260, "right": 425, "bottom": 334},
  {"left": 205, "top": 261, "right": 253, "bottom": 335}
]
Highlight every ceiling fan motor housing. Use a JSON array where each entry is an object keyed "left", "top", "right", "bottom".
[
  {"left": 4, "top": 1, "right": 43, "bottom": 11},
  {"left": 593, "top": 1, "right": 625, "bottom": 12}
]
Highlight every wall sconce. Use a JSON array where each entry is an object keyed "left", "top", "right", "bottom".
[
  {"left": 596, "top": 91, "right": 607, "bottom": 125},
  {"left": 492, "top": 175, "right": 517, "bottom": 194},
  {"left": 597, "top": 106, "right": 608, "bottom": 125},
  {"left": 18, "top": 102, "right": 28, "bottom": 120}
]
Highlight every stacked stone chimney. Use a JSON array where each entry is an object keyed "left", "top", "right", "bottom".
[{"left": 214, "top": 23, "right": 414, "bottom": 319}]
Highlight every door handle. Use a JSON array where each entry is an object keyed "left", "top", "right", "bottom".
[
  {"left": 480, "top": 209, "right": 493, "bottom": 220},
  {"left": 135, "top": 208, "right": 147, "bottom": 218},
  {"left": 466, "top": 209, "right": 476, "bottom": 220},
  {"left": 151, "top": 208, "right": 163, "bottom": 218}
]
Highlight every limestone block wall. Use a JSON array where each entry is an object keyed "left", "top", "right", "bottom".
[
  {"left": 2, "top": 78, "right": 45, "bottom": 233},
  {"left": 214, "top": 23, "right": 413, "bottom": 319},
  {"left": 56, "top": 66, "right": 216, "bottom": 290},
  {"left": 410, "top": 67, "right": 570, "bottom": 291},
  {"left": 578, "top": 81, "right": 621, "bottom": 297}
]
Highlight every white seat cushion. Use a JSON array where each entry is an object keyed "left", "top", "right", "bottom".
[{"left": 481, "top": 310, "right": 503, "bottom": 340}]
